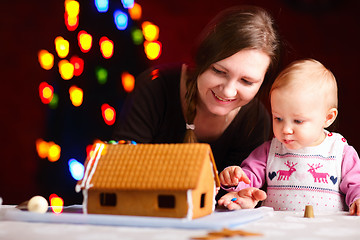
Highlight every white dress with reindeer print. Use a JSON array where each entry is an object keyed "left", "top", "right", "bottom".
[{"left": 263, "top": 132, "right": 347, "bottom": 211}]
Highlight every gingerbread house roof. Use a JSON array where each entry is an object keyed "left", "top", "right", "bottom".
[{"left": 78, "top": 143, "right": 220, "bottom": 191}]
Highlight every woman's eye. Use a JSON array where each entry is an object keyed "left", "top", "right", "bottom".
[
  {"left": 211, "top": 66, "right": 225, "bottom": 75},
  {"left": 294, "top": 120, "right": 303, "bottom": 124},
  {"left": 242, "top": 78, "right": 253, "bottom": 86}
]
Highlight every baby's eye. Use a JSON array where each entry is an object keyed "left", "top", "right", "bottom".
[
  {"left": 274, "top": 117, "right": 282, "bottom": 122},
  {"left": 294, "top": 120, "right": 303, "bottom": 124}
]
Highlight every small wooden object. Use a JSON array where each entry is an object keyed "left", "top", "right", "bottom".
[
  {"left": 304, "top": 205, "right": 314, "bottom": 218},
  {"left": 191, "top": 228, "right": 263, "bottom": 239}
]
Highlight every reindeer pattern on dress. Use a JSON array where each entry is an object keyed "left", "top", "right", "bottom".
[
  {"left": 268, "top": 161, "right": 335, "bottom": 185},
  {"left": 307, "top": 163, "right": 329, "bottom": 183},
  {"left": 276, "top": 161, "right": 298, "bottom": 180}
]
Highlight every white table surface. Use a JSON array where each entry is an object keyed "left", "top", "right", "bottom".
[{"left": 0, "top": 205, "right": 359, "bottom": 240}]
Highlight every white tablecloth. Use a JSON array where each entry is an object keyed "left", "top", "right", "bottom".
[{"left": 0, "top": 205, "right": 359, "bottom": 240}]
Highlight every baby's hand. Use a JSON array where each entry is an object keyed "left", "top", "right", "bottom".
[
  {"left": 217, "top": 187, "right": 267, "bottom": 210},
  {"left": 349, "top": 199, "right": 360, "bottom": 216},
  {"left": 219, "top": 166, "right": 250, "bottom": 187}
]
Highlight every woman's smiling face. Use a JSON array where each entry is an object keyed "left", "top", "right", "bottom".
[{"left": 196, "top": 49, "right": 270, "bottom": 116}]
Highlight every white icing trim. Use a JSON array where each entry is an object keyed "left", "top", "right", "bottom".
[
  {"left": 212, "top": 183, "right": 217, "bottom": 212},
  {"left": 186, "top": 190, "right": 193, "bottom": 220},
  {"left": 82, "top": 189, "right": 88, "bottom": 214},
  {"left": 76, "top": 143, "right": 102, "bottom": 191},
  {"left": 208, "top": 156, "right": 217, "bottom": 213},
  {"left": 85, "top": 143, "right": 105, "bottom": 189}
]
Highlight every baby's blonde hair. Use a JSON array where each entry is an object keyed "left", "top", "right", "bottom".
[{"left": 270, "top": 59, "right": 338, "bottom": 109}]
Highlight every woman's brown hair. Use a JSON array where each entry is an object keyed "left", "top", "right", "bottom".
[{"left": 183, "top": 5, "right": 282, "bottom": 143}]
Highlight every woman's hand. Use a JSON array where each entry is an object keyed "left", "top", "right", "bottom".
[
  {"left": 219, "top": 166, "right": 250, "bottom": 187},
  {"left": 349, "top": 199, "right": 360, "bottom": 216},
  {"left": 218, "top": 187, "right": 267, "bottom": 210}
]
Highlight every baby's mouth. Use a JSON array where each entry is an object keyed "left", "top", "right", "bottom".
[{"left": 212, "top": 91, "right": 235, "bottom": 102}]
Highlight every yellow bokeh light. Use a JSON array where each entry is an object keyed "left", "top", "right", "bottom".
[
  {"left": 104, "top": 108, "right": 114, "bottom": 121},
  {"left": 66, "top": 15, "right": 78, "bottom": 28},
  {"left": 69, "top": 85, "right": 83, "bottom": 107},
  {"left": 99, "top": 37, "right": 114, "bottom": 59},
  {"left": 58, "top": 60, "right": 74, "bottom": 80},
  {"left": 55, "top": 36, "right": 70, "bottom": 58},
  {"left": 142, "top": 21, "right": 159, "bottom": 42},
  {"left": 65, "top": 0, "right": 80, "bottom": 17},
  {"left": 42, "top": 86, "right": 53, "bottom": 100},
  {"left": 129, "top": 3, "right": 142, "bottom": 20},
  {"left": 50, "top": 194, "right": 64, "bottom": 214},
  {"left": 78, "top": 31, "right": 92, "bottom": 53},
  {"left": 144, "top": 41, "right": 162, "bottom": 60},
  {"left": 38, "top": 50, "right": 54, "bottom": 70},
  {"left": 48, "top": 142, "right": 61, "bottom": 162}
]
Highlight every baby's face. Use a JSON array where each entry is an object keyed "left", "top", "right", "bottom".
[{"left": 270, "top": 87, "right": 328, "bottom": 150}]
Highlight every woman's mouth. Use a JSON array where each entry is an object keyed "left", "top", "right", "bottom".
[{"left": 212, "top": 91, "right": 236, "bottom": 102}]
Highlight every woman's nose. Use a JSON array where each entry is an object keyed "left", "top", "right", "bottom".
[{"left": 221, "top": 81, "right": 237, "bottom": 98}]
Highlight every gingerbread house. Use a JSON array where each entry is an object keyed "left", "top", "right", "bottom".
[{"left": 76, "top": 143, "right": 220, "bottom": 219}]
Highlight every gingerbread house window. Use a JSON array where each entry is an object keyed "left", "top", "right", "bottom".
[
  {"left": 200, "top": 193, "right": 206, "bottom": 208},
  {"left": 100, "top": 193, "right": 117, "bottom": 206},
  {"left": 158, "top": 195, "right": 175, "bottom": 208}
]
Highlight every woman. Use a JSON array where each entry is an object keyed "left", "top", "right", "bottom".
[{"left": 113, "top": 6, "right": 282, "bottom": 200}]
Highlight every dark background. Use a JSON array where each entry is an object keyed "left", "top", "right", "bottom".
[{"left": 1, "top": 0, "right": 360, "bottom": 205}]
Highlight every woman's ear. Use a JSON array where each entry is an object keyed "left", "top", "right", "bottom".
[{"left": 324, "top": 108, "right": 338, "bottom": 128}]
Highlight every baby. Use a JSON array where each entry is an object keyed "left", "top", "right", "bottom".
[{"left": 218, "top": 59, "right": 360, "bottom": 215}]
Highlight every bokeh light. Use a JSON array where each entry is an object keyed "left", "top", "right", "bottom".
[
  {"left": 48, "top": 142, "right": 61, "bottom": 162},
  {"left": 69, "top": 85, "right": 83, "bottom": 107},
  {"left": 39, "top": 82, "right": 54, "bottom": 104},
  {"left": 101, "top": 103, "right": 116, "bottom": 125},
  {"left": 49, "top": 93, "right": 59, "bottom": 109},
  {"left": 128, "top": 2, "right": 142, "bottom": 20},
  {"left": 99, "top": 36, "right": 114, "bottom": 59},
  {"left": 58, "top": 59, "right": 74, "bottom": 80},
  {"left": 95, "top": 0, "right": 109, "bottom": 13},
  {"left": 142, "top": 21, "right": 159, "bottom": 41},
  {"left": 64, "top": 0, "right": 80, "bottom": 31},
  {"left": 144, "top": 41, "right": 162, "bottom": 60},
  {"left": 36, "top": 139, "right": 50, "bottom": 159},
  {"left": 68, "top": 158, "right": 84, "bottom": 180},
  {"left": 65, "top": 0, "right": 80, "bottom": 17},
  {"left": 121, "top": 0, "right": 134, "bottom": 9},
  {"left": 65, "top": 12, "right": 79, "bottom": 31},
  {"left": 114, "top": 10, "right": 128, "bottom": 30},
  {"left": 38, "top": 50, "right": 54, "bottom": 70},
  {"left": 95, "top": 66, "right": 108, "bottom": 84},
  {"left": 78, "top": 30, "right": 93, "bottom": 53},
  {"left": 49, "top": 194, "right": 64, "bottom": 214},
  {"left": 70, "top": 56, "right": 84, "bottom": 76},
  {"left": 131, "top": 27, "right": 143, "bottom": 45},
  {"left": 55, "top": 36, "right": 70, "bottom": 58},
  {"left": 121, "top": 72, "right": 135, "bottom": 92}
]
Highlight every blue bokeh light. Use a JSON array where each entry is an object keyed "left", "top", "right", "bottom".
[
  {"left": 95, "top": 0, "right": 109, "bottom": 13},
  {"left": 68, "top": 158, "right": 85, "bottom": 181},
  {"left": 122, "top": 0, "right": 134, "bottom": 9},
  {"left": 114, "top": 10, "right": 128, "bottom": 30}
]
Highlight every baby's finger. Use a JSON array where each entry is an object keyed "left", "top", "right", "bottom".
[{"left": 234, "top": 167, "right": 250, "bottom": 184}]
